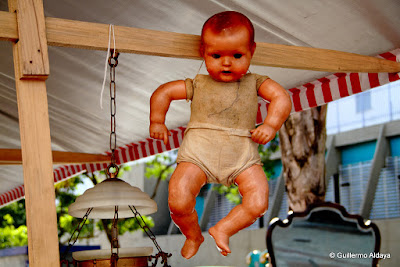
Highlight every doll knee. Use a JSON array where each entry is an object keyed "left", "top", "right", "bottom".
[
  {"left": 168, "top": 192, "right": 196, "bottom": 216},
  {"left": 247, "top": 197, "right": 268, "bottom": 218}
]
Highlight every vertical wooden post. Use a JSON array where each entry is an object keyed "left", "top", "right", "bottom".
[{"left": 8, "top": 0, "right": 59, "bottom": 266}]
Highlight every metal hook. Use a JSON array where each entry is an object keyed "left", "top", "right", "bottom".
[{"left": 108, "top": 49, "right": 120, "bottom": 67}]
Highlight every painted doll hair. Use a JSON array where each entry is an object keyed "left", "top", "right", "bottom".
[{"left": 200, "top": 11, "right": 255, "bottom": 49}]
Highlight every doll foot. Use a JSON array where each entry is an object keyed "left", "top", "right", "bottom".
[
  {"left": 209, "top": 227, "right": 231, "bottom": 256},
  {"left": 181, "top": 235, "right": 204, "bottom": 259}
]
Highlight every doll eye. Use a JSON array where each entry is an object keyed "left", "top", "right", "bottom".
[
  {"left": 234, "top": 53, "right": 243, "bottom": 59},
  {"left": 212, "top": 54, "right": 221, "bottom": 59}
]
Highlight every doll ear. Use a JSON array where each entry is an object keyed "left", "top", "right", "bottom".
[
  {"left": 250, "top": 42, "right": 256, "bottom": 56},
  {"left": 199, "top": 43, "right": 205, "bottom": 58}
]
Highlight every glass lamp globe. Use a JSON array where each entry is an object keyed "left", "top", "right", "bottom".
[{"left": 68, "top": 178, "right": 157, "bottom": 219}]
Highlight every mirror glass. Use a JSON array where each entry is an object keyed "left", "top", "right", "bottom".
[{"left": 268, "top": 205, "right": 379, "bottom": 267}]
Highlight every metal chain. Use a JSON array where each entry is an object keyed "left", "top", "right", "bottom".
[
  {"left": 108, "top": 50, "right": 119, "bottom": 166},
  {"left": 61, "top": 208, "right": 93, "bottom": 261},
  {"left": 111, "top": 206, "right": 119, "bottom": 257},
  {"left": 105, "top": 50, "right": 170, "bottom": 266},
  {"left": 129, "top": 205, "right": 171, "bottom": 267}
]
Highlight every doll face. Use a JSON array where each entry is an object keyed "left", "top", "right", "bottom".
[{"left": 201, "top": 27, "right": 255, "bottom": 82}]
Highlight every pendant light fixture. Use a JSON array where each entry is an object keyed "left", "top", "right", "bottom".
[{"left": 60, "top": 49, "right": 171, "bottom": 267}]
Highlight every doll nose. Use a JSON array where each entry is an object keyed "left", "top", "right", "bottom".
[{"left": 222, "top": 56, "right": 232, "bottom": 66}]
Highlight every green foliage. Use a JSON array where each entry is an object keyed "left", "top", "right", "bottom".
[
  {"left": 259, "top": 134, "right": 279, "bottom": 179},
  {"left": 3, "top": 214, "right": 13, "bottom": 225},
  {"left": 0, "top": 200, "right": 26, "bottom": 228},
  {"left": 0, "top": 222, "right": 27, "bottom": 249},
  {"left": 0, "top": 200, "right": 28, "bottom": 248},
  {"left": 213, "top": 185, "right": 241, "bottom": 205},
  {"left": 144, "top": 153, "right": 177, "bottom": 199},
  {"left": 145, "top": 154, "right": 176, "bottom": 181}
]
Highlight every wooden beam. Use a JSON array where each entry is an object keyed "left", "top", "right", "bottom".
[
  {"left": 9, "top": 0, "right": 59, "bottom": 266},
  {"left": 0, "top": 149, "right": 110, "bottom": 165},
  {"left": 253, "top": 42, "right": 400, "bottom": 73},
  {"left": 0, "top": 10, "right": 17, "bottom": 41},
  {"left": 8, "top": 3, "right": 49, "bottom": 79},
  {"left": 0, "top": 10, "right": 399, "bottom": 73}
]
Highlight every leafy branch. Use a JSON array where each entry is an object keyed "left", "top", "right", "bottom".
[{"left": 145, "top": 153, "right": 176, "bottom": 199}]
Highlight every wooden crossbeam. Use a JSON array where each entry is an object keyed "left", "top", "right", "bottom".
[
  {"left": 0, "top": 10, "right": 399, "bottom": 73},
  {"left": 0, "top": 10, "right": 17, "bottom": 41},
  {"left": 0, "top": 149, "right": 110, "bottom": 165}
]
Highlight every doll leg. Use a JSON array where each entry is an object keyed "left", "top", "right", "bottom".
[
  {"left": 168, "top": 162, "right": 207, "bottom": 259},
  {"left": 208, "top": 165, "right": 268, "bottom": 256}
]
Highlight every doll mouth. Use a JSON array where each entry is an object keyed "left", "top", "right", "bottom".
[{"left": 222, "top": 71, "right": 232, "bottom": 74}]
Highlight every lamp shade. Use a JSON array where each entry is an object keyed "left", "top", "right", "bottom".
[{"left": 68, "top": 178, "right": 157, "bottom": 219}]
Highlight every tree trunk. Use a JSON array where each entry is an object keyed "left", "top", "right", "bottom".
[{"left": 279, "top": 105, "right": 327, "bottom": 212}]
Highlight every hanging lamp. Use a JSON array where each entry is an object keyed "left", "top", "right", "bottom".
[
  {"left": 68, "top": 177, "right": 157, "bottom": 219},
  {"left": 60, "top": 49, "right": 171, "bottom": 267}
]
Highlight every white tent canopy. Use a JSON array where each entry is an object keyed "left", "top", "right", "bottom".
[{"left": 0, "top": 0, "right": 399, "bottom": 204}]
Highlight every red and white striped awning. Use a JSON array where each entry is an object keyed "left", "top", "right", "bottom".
[{"left": 1, "top": 49, "right": 399, "bottom": 207}]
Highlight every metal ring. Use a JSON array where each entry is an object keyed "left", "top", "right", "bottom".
[
  {"left": 108, "top": 57, "right": 118, "bottom": 67},
  {"left": 106, "top": 163, "right": 119, "bottom": 178}
]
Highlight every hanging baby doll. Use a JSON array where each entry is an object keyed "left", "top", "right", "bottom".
[{"left": 149, "top": 11, "right": 292, "bottom": 259}]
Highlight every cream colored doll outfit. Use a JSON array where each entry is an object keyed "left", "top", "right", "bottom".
[{"left": 176, "top": 73, "right": 270, "bottom": 186}]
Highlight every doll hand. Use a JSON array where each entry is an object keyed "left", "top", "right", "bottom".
[
  {"left": 150, "top": 122, "right": 171, "bottom": 145},
  {"left": 250, "top": 124, "right": 276, "bottom": 145}
]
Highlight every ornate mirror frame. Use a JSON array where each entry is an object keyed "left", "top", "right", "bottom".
[{"left": 266, "top": 202, "right": 381, "bottom": 267}]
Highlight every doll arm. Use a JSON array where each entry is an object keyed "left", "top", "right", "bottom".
[
  {"left": 250, "top": 79, "right": 292, "bottom": 145},
  {"left": 150, "top": 80, "right": 187, "bottom": 145}
]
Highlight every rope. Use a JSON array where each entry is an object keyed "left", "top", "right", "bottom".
[{"left": 100, "top": 24, "right": 116, "bottom": 109}]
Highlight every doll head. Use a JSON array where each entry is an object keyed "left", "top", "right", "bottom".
[{"left": 200, "top": 11, "right": 256, "bottom": 82}]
